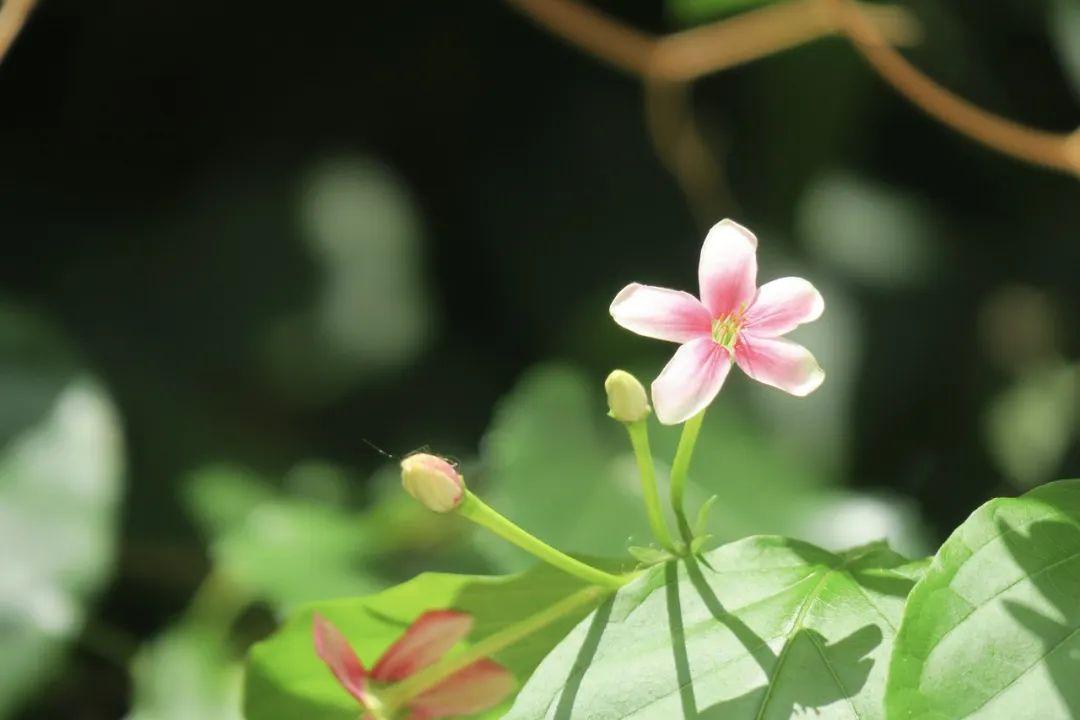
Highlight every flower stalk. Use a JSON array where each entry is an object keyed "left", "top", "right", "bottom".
[
  {"left": 457, "top": 491, "right": 629, "bottom": 590},
  {"left": 624, "top": 419, "right": 678, "bottom": 553},
  {"left": 669, "top": 409, "right": 706, "bottom": 544}
]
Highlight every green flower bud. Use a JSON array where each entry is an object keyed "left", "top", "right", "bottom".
[
  {"left": 605, "top": 370, "right": 651, "bottom": 423},
  {"left": 400, "top": 453, "right": 465, "bottom": 513}
]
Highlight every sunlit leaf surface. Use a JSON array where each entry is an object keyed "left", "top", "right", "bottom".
[
  {"left": 507, "top": 538, "right": 925, "bottom": 719},
  {"left": 887, "top": 479, "right": 1080, "bottom": 719},
  {"left": 244, "top": 564, "right": 603, "bottom": 720}
]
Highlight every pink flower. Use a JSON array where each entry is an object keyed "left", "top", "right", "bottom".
[
  {"left": 610, "top": 219, "right": 825, "bottom": 425},
  {"left": 313, "top": 610, "right": 514, "bottom": 720}
]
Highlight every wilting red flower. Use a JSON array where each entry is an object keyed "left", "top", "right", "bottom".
[{"left": 313, "top": 610, "right": 514, "bottom": 720}]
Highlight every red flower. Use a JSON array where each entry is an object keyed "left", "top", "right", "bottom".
[{"left": 313, "top": 610, "right": 515, "bottom": 720}]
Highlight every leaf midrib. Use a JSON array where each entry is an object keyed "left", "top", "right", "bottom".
[{"left": 752, "top": 565, "right": 833, "bottom": 720}]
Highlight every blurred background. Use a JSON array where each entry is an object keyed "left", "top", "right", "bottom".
[{"left": 0, "top": 0, "right": 1077, "bottom": 717}]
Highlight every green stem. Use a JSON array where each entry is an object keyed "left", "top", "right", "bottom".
[
  {"left": 458, "top": 491, "right": 629, "bottom": 589},
  {"left": 669, "top": 409, "right": 706, "bottom": 544},
  {"left": 383, "top": 585, "right": 606, "bottom": 710},
  {"left": 625, "top": 420, "right": 677, "bottom": 552}
]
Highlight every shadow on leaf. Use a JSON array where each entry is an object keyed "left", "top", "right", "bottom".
[{"left": 997, "top": 517, "right": 1080, "bottom": 716}]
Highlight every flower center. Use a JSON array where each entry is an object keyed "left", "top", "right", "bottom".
[{"left": 711, "top": 311, "right": 744, "bottom": 351}]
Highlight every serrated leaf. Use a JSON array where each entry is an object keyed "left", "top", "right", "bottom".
[
  {"left": 506, "top": 537, "right": 925, "bottom": 719},
  {"left": 886, "top": 478, "right": 1080, "bottom": 719},
  {"left": 0, "top": 307, "right": 124, "bottom": 716},
  {"left": 244, "top": 564, "right": 605, "bottom": 720}
]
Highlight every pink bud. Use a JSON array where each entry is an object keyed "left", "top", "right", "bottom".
[{"left": 400, "top": 453, "right": 465, "bottom": 513}]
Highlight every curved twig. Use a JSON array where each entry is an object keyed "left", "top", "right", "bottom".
[
  {"left": 504, "top": 0, "right": 918, "bottom": 81},
  {"left": 0, "top": 0, "right": 39, "bottom": 66},
  {"left": 828, "top": 0, "right": 1080, "bottom": 176}
]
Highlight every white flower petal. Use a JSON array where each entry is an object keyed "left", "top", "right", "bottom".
[
  {"left": 651, "top": 338, "right": 732, "bottom": 425},
  {"left": 735, "top": 334, "right": 825, "bottom": 396},
  {"left": 698, "top": 219, "right": 758, "bottom": 318},
  {"left": 610, "top": 283, "right": 712, "bottom": 343},
  {"left": 743, "top": 277, "right": 825, "bottom": 337}
]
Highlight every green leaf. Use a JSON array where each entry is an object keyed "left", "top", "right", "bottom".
[
  {"left": 506, "top": 537, "right": 926, "bottom": 719},
  {"left": 887, "top": 478, "right": 1080, "bottom": 719},
  {"left": 184, "top": 465, "right": 382, "bottom": 610},
  {"left": 1050, "top": 0, "right": 1080, "bottom": 102},
  {"left": 244, "top": 564, "right": 604, "bottom": 720},
  {"left": 127, "top": 622, "right": 244, "bottom": 720},
  {"left": 0, "top": 307, "right": 124, "bottom": 716}
]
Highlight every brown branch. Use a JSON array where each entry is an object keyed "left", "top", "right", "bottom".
[
  {"left": 505, "top": 0, "right": 918, "bottom": 81},
  {"left": 503, "top": 0, "right": 656, "bottom": 76},
  {"left": 650, "top": 0, "right": 918, "bottom": 81},
  {"left": 0, "top": 0, "right": 39, "bottom": 66},
  {"left": 644, "top": 78, "right": 734, "bottom": 224},
  {"left": 828, "top": 0, "right": 1080, "bottom": 176}
]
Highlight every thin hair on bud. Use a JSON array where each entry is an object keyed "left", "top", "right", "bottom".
[{"left": 361, "top": 437, "right": 398, "bottom": 459}]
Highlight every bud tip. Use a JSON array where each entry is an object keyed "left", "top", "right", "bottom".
[
  {"left": 605, "top": 369, "right": 650, "bottom": 423},
  {"left": 400, "top": 453, "right": 465, "bottom": 513}
]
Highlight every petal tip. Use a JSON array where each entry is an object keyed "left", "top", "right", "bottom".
[
  {"left": 712, "top": 218, "right": 758, "bottom": 249},
  {"left": 609, "top": 283, "right": 643, "bottom": 315}
]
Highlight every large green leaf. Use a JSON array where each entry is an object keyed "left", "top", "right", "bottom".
[
  {"left": 886, "top": 479, "right": 1080, "bottom": 719},
  {"left": 244, "top": 564, "right": 604, "bottom": 719},
  {"left": 0, "top": 308, "right": 124, "bottom": 717},
  {"left": 507, "top": 537, "right": 926, "bottom": 719}
]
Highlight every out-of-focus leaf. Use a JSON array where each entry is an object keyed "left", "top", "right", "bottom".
[
  {"left": 799, "top": 173, "right": 939, "bottom": 288},
  {"left": 887, "top": 479, "right": 1080, "bottom": 718},
  {"left": 0, "top": 308, "right": 124, "bottom": 716},
  {"left": 262, "top": 156, "right": 435, "bottom": 404},
  {"left": 184, "top": 465, "right": 380, "bottom": 611},
  {"left": 127, "top": 622, "right": 244, "bottom": 720},
  {"left": 244, "top": 564, "right": 603, "bottom": 720},
  {"left": 1050, "top": 0, "right": 1080, "bottom": 101},
  {"left": 985, "top": 361, "right": 1079, "bottom": 489},
  {"left": 506, "top": 538, "right": 926, "bottom": 719},
  {"left": 667, "top": 0, "right": 777, "bottom": 26},
  {"left": 477, "top": 365, "right": 652, "bottom": 571}
]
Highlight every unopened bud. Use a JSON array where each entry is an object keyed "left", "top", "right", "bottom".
[
  {"left": 605, "top": 370, "right": 650, "bottom": 423},
  {"left": 400, "top": 453, "right": 465, "bottom": 513}
]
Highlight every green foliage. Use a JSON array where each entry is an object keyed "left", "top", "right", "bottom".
[
  {"left": 477, "top": 365, "right": 653, "bottom": 569},
  {"left": 184, "top": 465, "right": 382, "bottom": 610},
  {"left": 244, "top": 564, "right": 602, "bottom": 720},
  {"left": 127, "top": 618, "right": 244, "bottom": 720},
  {"left": 480, "top": 364, "right": 929, "bottom": 567},
  {"left": 507, "top": 538, "right": 926, "bottom": 719},
  {"left": 0, "top": 308, "right": 124, "bottom": 717},
  {"left": 887, "top": 478, "right": 1080, "bottom": 719}
]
